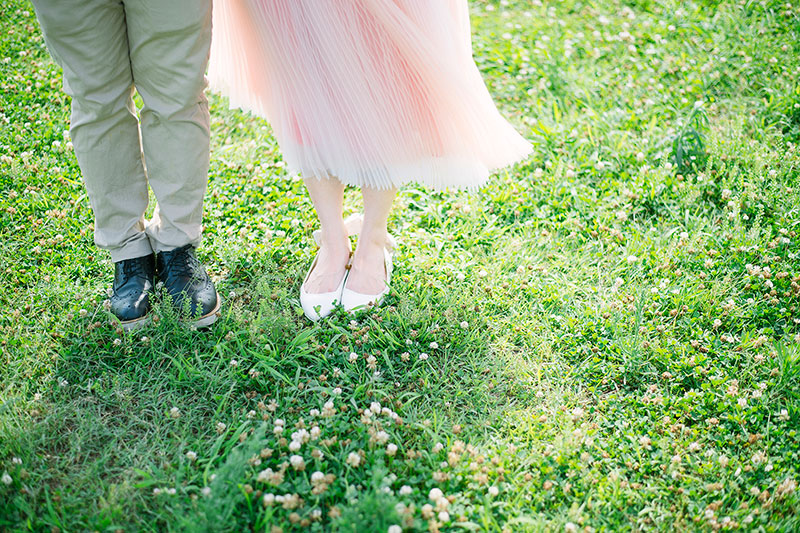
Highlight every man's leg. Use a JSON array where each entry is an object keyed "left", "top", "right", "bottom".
[
  {"left": 124, "top": 0, "right": 212, "bottom": 253},
  {"left": 125, "top": 0, "right": 219, "bottom": 326},
  {"left": 31, "top": 0, "right": 153, "bottom": 263}
]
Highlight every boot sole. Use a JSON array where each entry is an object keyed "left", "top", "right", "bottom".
[
  {"left": 192, "top": 295, "right": 221, "bottom": 329},
  {"left": 119, "top": 315, "right": 151, "bottom": 332}
]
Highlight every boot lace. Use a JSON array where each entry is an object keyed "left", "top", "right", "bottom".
[
  {"left": 163, "top": 245, "right": 200, "bottom": 278},
  {"left": 122, "top": 258, "right": 148, "bottom": 281}
]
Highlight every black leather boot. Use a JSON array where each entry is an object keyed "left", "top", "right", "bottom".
[
  {"left": 155, "top": 245, "right": 220, "bottom": 327},
  {"left": 111, "top": 255, "right": 155, "bottom": 330}
]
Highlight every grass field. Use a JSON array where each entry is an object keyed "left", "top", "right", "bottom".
[{"left": 2, "top": 0, "right": 800, "bottom": 531}]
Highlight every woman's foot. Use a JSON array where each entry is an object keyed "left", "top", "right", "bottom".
[
  {"left": 303, "top": 234, "right": 351, "bottom": 294},
  {"left": 300, "top": 235, "right": 350, "bottom": 321},
  {"left": 342, "top": 231, "right": 394, "bottom": 312},
  {"left": 300, "top": 215, "right": 365, "bottom": 321},
  {"left": 345, "top": 233, "right": 390, "bottom": 295}
]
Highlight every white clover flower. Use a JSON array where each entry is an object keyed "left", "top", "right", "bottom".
[
  {"left": 388, "top": 526, "right": 402, "bottom": 533},
  {"left": 488, "top": 485, "right": 499, "bottom": 496},
  {"left": 1, "top": 473, "right": 11, "bottom": 485},
  {"left": 565, "top": 523, "right": 579, "bottom": 533},
  {"left": 751, "top": 452, "right": 767, "bottom": 466},
  {"left": 374, "top": 431, "right": 390, "bottom": 446},
  {"left": 201, "top": 487, "right": 211, "bottom": 497},
  {"left": 399, "top": 485, "right": 412, "bottom": 496},
  {"left": 432, "top": 442, "right": 444, "bottom": 453},
  {"left": 460, "top": 321, "right": 469, "bottom": 329},
  {"left": 429, "top": 488, "right": 444, "bottom": 501},
  {"left": 419, "top": 353, "right": 429, "bottom": 361},
  {"left": 737, "top": 398, "right": 748, "bottom": 408},
  {"left": 290, "top": 455, "right": 305, "bottom": 471},
  {"left": 291, "top": 429, "right": 310, "bottom": 443},
  {"left": 332, "top": 387, "right": 342, "bottom": 395},
  {"left": 169, "top": 407, "right": 181, "bottom": 419},
  {"left": 456, "top": 272, "right": 466, "bottom": 281},
  {"left": 438, "top": 511, "right": 450, "bottom": 523},
  {"left": 429, "top": 342, "right": 439, "bottom": 349},
  {"left": 346, "top": 452, "right": 361, "bottom": 468},
  {"left": 289, "top": 440, "right": 302, "bottom": 452},
  {"left": 215, "top": 422, "right": 227, "bottom": 434},
  {"left": 186, "top": 451, "right": 197, "bottom": 462},
  {"left": 776, "top": 478, "right": 797, "bottom": 499},
  {"left": 348, "top": 352, "right": 359, "bottom": 363},
  {"left": 263, "top": 493, "right": 275, "bottom": 506},
  {"left": 626, "top": 255, "right": 638, "bottom": 264},
  {"left": 386, "top": 443, "right": 398, "bottom": 456}
]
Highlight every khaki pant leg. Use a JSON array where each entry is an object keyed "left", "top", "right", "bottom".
[
  {"left": 124, "top": 0, "right": 213, "bottom": 253},
  {"left": 31, "top": 0, "right": 153, "bottom": 262}
]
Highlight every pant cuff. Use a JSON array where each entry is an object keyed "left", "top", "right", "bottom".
[
  {"left": 108, "top": 238, "right": 155, "bottom": 263},
  {"left": 150, "top": 235, "right": 203, "bottom": 254}
]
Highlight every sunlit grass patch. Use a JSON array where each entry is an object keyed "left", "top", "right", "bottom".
[{"left": 1, "top": 0, "right": 799, "bottom": 531}]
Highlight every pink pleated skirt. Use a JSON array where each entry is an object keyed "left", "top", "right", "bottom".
[{"left": 208, "top": 0, "right": 532, "bottom": 190}]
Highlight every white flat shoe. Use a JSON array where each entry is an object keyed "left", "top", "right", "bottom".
[
  {"left": 300, "top": 258, "right": 348, "bottom": 321},
  {"left": 341, "top": 234, "right": 396, "bottom": 313},
  {"left": 300, "top": 214, "right": 363, "bottom": 322}
]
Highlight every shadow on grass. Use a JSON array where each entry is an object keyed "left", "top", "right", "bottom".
[{"left": 3, "top": 247, "right": 545, "bottom": 531}]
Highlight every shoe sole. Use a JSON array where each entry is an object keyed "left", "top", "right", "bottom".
[
  {"left": 119, "top": 315, "right": 151, "bottom": 332},
  {"left": 192, "top": 295, "right": 221, "bottom": 329}
]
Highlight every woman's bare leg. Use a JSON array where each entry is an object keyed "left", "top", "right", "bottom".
[
  {"left": 347, "top": 186, "right": 396, "bottom": 294},
  {"left": 303, "top": 175, "right": 351, "bottom": 293}
]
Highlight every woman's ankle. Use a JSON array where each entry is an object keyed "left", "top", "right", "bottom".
[
  {"left": 356, "top": 227, "right": 388, "bottom": 249},
  {"left": 317, "top": 223, "right": 350, "bottom": 250}
]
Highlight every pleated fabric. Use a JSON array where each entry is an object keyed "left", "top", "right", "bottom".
[{"left": 208, "top": 0, "right": 532, "bottom": 190}]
